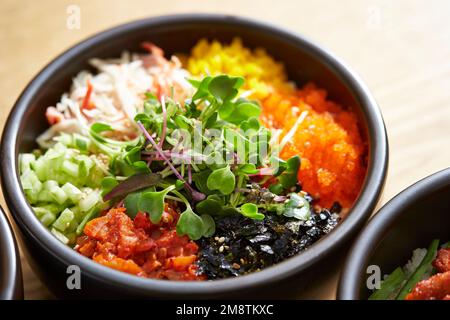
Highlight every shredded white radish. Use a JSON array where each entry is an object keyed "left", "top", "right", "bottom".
[
  {"left": 37, "top": 44, "right": 193, "bottom": 148},
  {"left": 279, "top": 110, "right": 309, "bottom": 151}
]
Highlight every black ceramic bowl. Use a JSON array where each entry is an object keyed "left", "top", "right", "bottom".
[
  {"left": 338, "top": 168, "right": 450, "bottom": 300},
  {"left": 0, "top": 14, "right": 387, "bottom": 299},
  {"left": 0, "top": 206, "right": 23, "bottom": 300}
]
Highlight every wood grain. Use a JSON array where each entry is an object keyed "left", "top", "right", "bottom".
[{"left": 1, "top": 0, "right": 450, "bottom": 300}]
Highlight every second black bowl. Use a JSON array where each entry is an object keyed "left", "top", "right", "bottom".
[{"left": 338, "top": 168, "right": 450, "bottom": 300}]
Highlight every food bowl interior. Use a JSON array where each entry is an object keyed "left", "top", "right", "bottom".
[
  {"left": 355, "top": 175, "right": 450, "bottom": 299},
  {"left": 20, "top": 19, "right": 369, "bottom": 153}
]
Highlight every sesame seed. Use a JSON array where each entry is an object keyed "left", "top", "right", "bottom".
[
  {"left": 218, "top": 237, "right": 225, "bottom": 243},
  {"left": 219, "top": 245, "right": 224, "bottom": 253}
]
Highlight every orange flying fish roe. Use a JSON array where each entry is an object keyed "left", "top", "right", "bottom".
[{"left": 261, "top": 84, "right": 367, "bottom": 208}]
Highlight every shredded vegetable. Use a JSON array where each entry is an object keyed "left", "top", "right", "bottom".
[{"left": 38, "top": 44, "right": 193, "bottom": 148}]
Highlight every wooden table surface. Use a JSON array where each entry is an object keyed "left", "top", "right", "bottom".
[{"left": 1, "top": 0, "right": 450, "bottom": 300}]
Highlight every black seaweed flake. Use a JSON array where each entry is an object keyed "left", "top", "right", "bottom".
[{"left": 196, "top": 208, "right": 340, "bottom": 279}]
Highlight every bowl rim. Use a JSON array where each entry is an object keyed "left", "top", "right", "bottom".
[
  {"left": 0, "top": 13, "right": 388, "bottom": 297},
  {"left": 0, "top": 205, "right": 23, "bottom": 300},
  {"left": 337, "top": 167, "right": 450, "bottom": 300}
]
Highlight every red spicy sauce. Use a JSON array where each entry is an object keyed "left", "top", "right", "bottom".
[
  {"left": 75, "top": 205, "right": 205, "bottom": 281},
  {"left": 406, "top": 248, "right": 450, "bottom": 300}
]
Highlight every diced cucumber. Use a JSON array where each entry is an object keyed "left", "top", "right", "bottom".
[
  {"left": 33, "top": 207, "right": 57, "bottom": 227},
  {"left": 21, "top": 170, "right": 42, "bottom": 204},
  {"left": 33, "top": 206, "right": 48, "bottom": 218},
  {"left": 19, "top": 153, "right": 36, "bottom": 174},
  {"left": 54, "top": 133, "right": 73, "bottom": 146},
  {"left": 46, "top": 146, "right": 65, "bottom": 160},
  {"left": 39, "top": 203, "right": 63, "bottom": 214},
  {"left": 37, "top": 189, "right": 51, "bottom": 203},
  {"left": 61, "top": 182, "right": 82, "bottom": 203},
  {"left": 20, "top": 173, "right": 34, "bottom": 190},
  {"left": 20, "top": 170, "right": 41, "bottom": 190},
  {"left": 51, "top": 228, "right": 69, "bottom": 245},
  {"left": 40, "top": 212, "right": 57, "bottom": 227},
  {"left": 33, "top": 158, "right": 47, "bottom": 181},
  {"left": 62, "top": 160, "right": 79, "bottom": 177},
  {"left": 79, "top": 190, "right": 101, "bottom": 212},
  {"left": 37, "top": 180, "right": 58, "bottom": 202},
  {"left": 49, "top": 185, "right": 68, "bottom": 205},
  {"left": 53, "top": 142, "right": 68, "bottom": 152},
  {"left": 52, "top": 208, "right": 75, "bottom": 232},
  {"left": 20, "top": 139, "right": 109, "bottom": 244},
  {"left": 43, "top": 180, "right": 59, "bottom": 190},
  {"left": 24, "top": 189, "right": 39, "bottom": 204}
]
